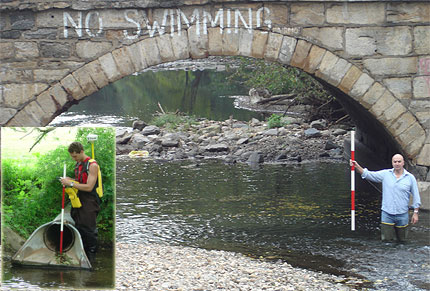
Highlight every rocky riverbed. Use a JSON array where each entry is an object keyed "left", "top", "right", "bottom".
[
  {"left": 114, "top": 242, "right": 364, "bottom": 291},
  {"left": 116, "top": 116, "right": 350, "bottom": 164}
]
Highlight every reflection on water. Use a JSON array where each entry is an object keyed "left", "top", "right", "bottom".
[
  {"left": 116, "top": 158, "right": 430, "bottom": 290},
  {"left": 2, "top": 248, "right": 114, "bottom": 289},
  {"left": 50, "top": 69, "right": 262, "bottom": 127}
]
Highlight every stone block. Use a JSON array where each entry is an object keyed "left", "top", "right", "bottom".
[
  {"left": 112, "top": 47, "right": 135, "bottom": 76},
  {"left": 0, "top": 70, "right": 33, "bottom": 83},
  {"left": 302, "top": 45, "right": 325, "bottom": 74},
  {"left": 60, "top": 74, "right": 86, "bottom": 100},
  {"left": 0, "top": 30, "right": 21, "bottom": 39},
  {"left": 364, "top": 57, "right": 418, "bottom": 76},
  {"left": 36, "top": 10, "right": 63, "bottom": 28},
  {"left": 315, "top": 52, "right": 351, "bottom": 86},
  {"left": 339, "top": 66, "right": 362, "bottom": 93},
  {"left": 250, "top": 30, "right": 268, "bottom": 59},
  {"left": 416, "top": 111, "right": 430, "bottom": 130},
  {"left": 290, "top": 3, "right": 324, "bottom": 26},
  {"left": 238, "top": 29, "right": 253, "bottom": 57},
  {"left": 346, "top": 27, "right": 412, "bottom": 56},
  {"left": 418, "top": 57, "right": 430, "bottom": 76},
  {"left": 265, "top": 4, "right": 288, "bottom": 27},
  {"left": 33, "top": 69, "right": 70, "bottom": 83},
  {"left": 223, "top": 31, "right": 240, "bottom": 56},
  {"left": 383, "top": 78, "right": 412, "bottom": 100},
  {"left": 302, "top": 27, "right": 343, "bottom": 50},
  {"left": 72, "top": 67, "right": 98, "bottom": 96},
  {"left": 208, "top": 27, "right": 223, "bottom": 55},
  {"left": 24, "top": 101, "right": 47, "bottom": 126},
  {"left": 36, "top": 90, "right": 57, "bottom": 117},
  {"left": 387, "top": 3, "right": 430, "bottom": 23},
  {"left": 0, "top": 107, "right": 17, "bottom": 125},
  {"left": 388, "top": 111, "right": 417, "bottom": 138},
  {"left": 85, "top": 60, "right": 109, "bottom": 89},
  {"left": 264, "top": 33, "right": 283, "bottom": 61},
  {"left": 10, "top": 10, "right": 35, "bottom": 30},
  {"left": 98, "top": 53, "right": 122, "bottom": 82},
  {"left": 398, "top": 123, "right": 425, "bottom": 155},
  {"left": 23, "top": 28, "right": 57, "bottom": 40},
  {"left": 76, "top": 41, "right": 112, "bottom": 59},
  {"left": 156, "top": 34, "right": 176, "bottom": 62},
  {"left": 49, "top": 83, "right": 69, "bottom": 107},
  {"left": 380, "top": 101, "right": 407, "bottom": 126},
  {"left": 417, "top": 144, "right": 430, "bottom": 166},
  {"left": 278, "top": 36, "right": 297, "bottom": 65},
  {"left": 414, "top": 26, "right": 430, "bottom": 55},
  {"left": 8, "top": 109, "right": 40, "bottom": 127},
  {"left": 327, "top": 3, "right": 385, "bottom": 24},
  {"left": 40, "top": 42, "right": 71, "bottom": 58},
  {"left": 349, "top": 73, "right": 374, "bottom": 101},
  {"left": 360, "top": 82, "right": 386, "bottom": 109},
  {"left": 140, "top": 37, "right": 162, "bottom": 67},
  {"left": 413, "top": 77, "right": 430, "bottom": 98},
  {"left": 171, "top": 30, "right": 190, "bottom": 59},
  {"left": 188, "top": 25, "right": 208, "bottom": 59},
  {"left": 127, "top": 42, "right": 148, "bottom": 73},
  {"left": 369, "top": 90, "right": 396, "bottom": 119},
  {"left": 418, "top": 181, "right": 430, "bottom": 210},
  {"left": 290, "top": 40, "right": 312, "bottom": 69},
  {"left": 14, "top": 42, "right": 39, "bottom": 59},
  {"left": 0, "top": 42, "right": 14, "bottom": 59},
  {"left": 3, "top": 83, "right": 48, "bottom": 108}
]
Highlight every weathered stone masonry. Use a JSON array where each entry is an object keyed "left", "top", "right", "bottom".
[{"left": 0, "top": 0, "right": 429, "bottom": 202}]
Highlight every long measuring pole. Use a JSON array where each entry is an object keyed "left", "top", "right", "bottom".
[
  {"left": 350, "top": 131, "right": 356, "bottom": 231},
  {"left": 60, "top": 164, "right": 66, "bottom": 253}
]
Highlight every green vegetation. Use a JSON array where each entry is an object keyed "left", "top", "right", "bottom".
[
  {"left": 266, "top": 114, "right": 289, "bottom": 129},
  {"left": 150, "top": 112, "right": 198, "bottom": 131},
  {"left": 2, "top": 127, "right": 115, "bottom": 244}
]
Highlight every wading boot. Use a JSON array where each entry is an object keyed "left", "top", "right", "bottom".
[
  {"left": 380, "top": 223, "right": 396, "bottom": 241},
  {"left": 395, "top": 226, "right": 409, "bottom": 243}
]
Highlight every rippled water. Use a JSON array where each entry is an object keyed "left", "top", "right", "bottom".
[{"left": 116, "top": 158, "right": 430, "bottom": 290}]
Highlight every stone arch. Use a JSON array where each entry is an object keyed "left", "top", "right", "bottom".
[{"left": 6, "top": 27, "right": 427, "bottom": 165}]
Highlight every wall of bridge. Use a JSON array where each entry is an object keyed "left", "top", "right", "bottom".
[{"left": 0, "top": 1, "right": 429, "bottom": 195}]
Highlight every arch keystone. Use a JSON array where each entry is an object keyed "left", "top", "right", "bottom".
[
  {"left": 278, "top": 35, "right": 297, "bottom": 65},
  {"left": 156, "top": 34, "right": 176, "bottom": 63},
  {"left": 222, "top": 30, "right": 240, "bottom": 56},
  {"left": 171, "top": 30, "right": 190, "bottom": 59},
  {"left": 251, "top": 30, "right": 268, "bottom": 59},
  {"left": 188, "top": 26, "right": 208, "bottom": 59}
]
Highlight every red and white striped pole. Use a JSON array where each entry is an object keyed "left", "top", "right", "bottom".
[
  {"left": 350, "top": 131, "right": 356, "bottom": 231},
  {"left": 60, "top": 164, "right": 66, "bottom": 253}
]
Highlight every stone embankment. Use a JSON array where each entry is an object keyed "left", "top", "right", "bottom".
[{"left": 116, "top": 116, "right": 350, "bottom": 164}]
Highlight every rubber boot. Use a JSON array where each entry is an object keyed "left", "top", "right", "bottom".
[
  {"left": 395, "top": 226, "right": 409, "bottom": 243},
  {"left": 380, "top": 223, "right": 396, "bottom": 241}
]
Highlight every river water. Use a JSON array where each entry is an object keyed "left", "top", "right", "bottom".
[{"left": 116, "top": 158, "right": 430, "bottom": 291}]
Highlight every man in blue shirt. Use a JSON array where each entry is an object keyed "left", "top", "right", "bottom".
[{"left": 351, "top": 154, "right": 421, "bottom": 242}]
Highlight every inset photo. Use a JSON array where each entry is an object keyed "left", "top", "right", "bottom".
[{"left": 1, "top": 127, "right": 115, "bottom": 289}]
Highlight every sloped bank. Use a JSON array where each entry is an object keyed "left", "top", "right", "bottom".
[{"left": 116, "top": 116, "right": 350, "bottom": 164}]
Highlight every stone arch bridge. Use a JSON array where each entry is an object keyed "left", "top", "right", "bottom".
[{"left": 1, "top": 0, "right": 429, "bottom": 196}]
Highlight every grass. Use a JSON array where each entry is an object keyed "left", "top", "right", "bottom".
[{"left": 150, "top": 113, "right": 198, "bottom": 131}]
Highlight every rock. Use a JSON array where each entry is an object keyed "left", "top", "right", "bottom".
[
  {"left": 263, "top": 129, "right": 278, "bottom": 136},
  {"left": 250, "top": 118, "right": 260, "bottom": 125},
  {"left": 324, "top": 140, "right": 339, "bottom": 150},
  {"left": 130, "top": 133, "right": 150, "bottom": 148},
  {"left": 117, "top": 132, "right": 133, "bottom": 144},
  {"left": 162, "top": 139, "right": 180, "bottom": 147},
  {"left": 332, "top": 128, "right": 347, "bottom": 136},
  {"left": 232, "top": 122, "right": 249, "bottom": 129},
  {"left": 132, "top": 120, "right": 147, "bottom": 131},
  {"left": 205, "top": 143, "right": 229, "bottom": 152},
  {"left": 247, "top": 152, "right": 264, "bottom": 163},
  {"left": 275, "top": 153, "right": 287, "bottom": 161},
  {"left": 142, "top": 125, "right": 160, "bottom": 136},
  {"left": 319, "top": 152, "right": 330, "bottom": 157},
  {"left": 310, "top": 119, "right": 327, "bottom": 130},
  {"left": 249, "top": 87, "right": 271, "bottom": 104},
  {"left": 116, "top": 144, "right": 134, "bottom": 155},
  {"left": 304, "top": 128, "right": 322, "bottom": 138},
  {"left": 236, "top": 137, "right": 249, "bottom": 145}
]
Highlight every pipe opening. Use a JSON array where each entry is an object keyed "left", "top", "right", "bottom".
[{"left": 44, "top": 223, "right": 75, "bottom": 252}]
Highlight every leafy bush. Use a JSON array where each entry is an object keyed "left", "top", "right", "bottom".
[
  {"left": 267, "top": 114, "right": 289, "bottom": 129},
  {"left": 151, "top": 113, "right": 197, "bottom": 131}
]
